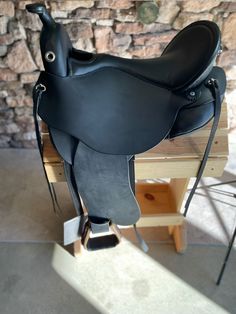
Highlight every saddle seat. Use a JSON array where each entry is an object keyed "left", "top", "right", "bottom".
[{"left": 71, "top": 20, "right": 221, "bottom": 91}]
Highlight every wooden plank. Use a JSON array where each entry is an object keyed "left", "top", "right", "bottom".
[
  {"left": 136, "top": 182, "right": 175, "bottom": 214},
  {"left": 42, "top": 132, "right": 229, "bottom": 163},
  {"left": 169, "top": 178, "right": 190, "bottom": 212},
  {"left": 42, "top": 134, "right": 62, "bottom": 163},
  {"left": 173, "top": 222, "right": 187, "bottom": 254},
  {"left": 41, "top": 121, "right": 49, "bottom": 133},
  {"left": 136, "top": 134, "right": 228, "bottom": 159},
  {"left": 168, "top": 226, "right": 174, "bottom": 236},
  {"left": 135, "top": 157, "right": 228, "bottom": 179},
  {"left": 118, "top": 214, "right": 184, "bottom": 228},
  {"left": 74, "top": 240, "right": 83, "bottom": 257},
  {"left": 44, "top": 156, "right": 228, "bottom": 182},
  {"left": 135, "top": 213, "right": 184, "bottom": 227},
  {"left": 44, "top": 162, "right": 65, "bottom": 182}
]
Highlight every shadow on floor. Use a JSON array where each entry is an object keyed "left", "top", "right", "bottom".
[{"left": 0, "top": 243, "right": 102, "bottom": 314}]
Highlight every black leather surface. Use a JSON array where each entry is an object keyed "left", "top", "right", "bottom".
[
  {"left": 169, "top": 66, "right": 226, "bottom": 138},
  {"left": 70, "top": 21, "right": 220, "bottom": 91},
  {"left": 49, "top": 127, "right": 77, "bottom": 164},
  {"left": 161, "top": 21, "right": 221, "bottom": 90},
  {"left": 36, "top": 66, "right": 226, "bottom": 156},
  {"left": 40, "top": 23, "right": 72, "bottom": 77},
  {"left": 37, "top": 68, "right": 181, "bottom": 155}
]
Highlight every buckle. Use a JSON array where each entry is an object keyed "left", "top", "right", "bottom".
[{"left": 81, "top": 216, "right": 121, "bottom": 251}]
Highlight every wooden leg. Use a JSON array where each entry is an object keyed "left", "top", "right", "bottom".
[
  {"left": 168, "top": 226, "right": 174, "bottom": 235},
  {"left": 169, "top": 178, "right": 190, "bottom": 212},
  {"left": 173, "top": 221, "right": 187, "bottom": 254},
  {"left": 169, "top": 178, "right": 189, "bottom": 253},
  {"left": 74, "top": 240, "right": 83, "bottom": 257}
]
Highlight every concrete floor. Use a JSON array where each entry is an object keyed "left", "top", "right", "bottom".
[
  {"left": 0, "top": 242, "right": 235, "bottom": 314},
  {"left": 0, "top": 137, "right": 235, "bottom": 314}
]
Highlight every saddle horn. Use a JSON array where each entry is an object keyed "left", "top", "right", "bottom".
[
  {"left": 26, "top": 3, "right": 56, "bottom": 28},
  {"left": 26, "top": 3, "right": 72, "bottom": 76}
]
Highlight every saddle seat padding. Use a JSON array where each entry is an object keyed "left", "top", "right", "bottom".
[
  {"left": 37, "top": 66, "right": 226, "bottom": 156},
  {"left": 70, "top": 21, "right": 220, "bottom": 91}
]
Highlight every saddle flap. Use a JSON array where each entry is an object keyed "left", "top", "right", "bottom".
[
  {"left": 73, "top": 142, "right": 141, "bottom": 226},
  {"left": 37, "top": 68, "right": 183, "bottom": 155}
]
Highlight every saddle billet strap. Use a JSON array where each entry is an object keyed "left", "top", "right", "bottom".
[
  {"left": 129, "top": 156, "right": 149, "bottom": 252},
  {"left": 129, "top": 156, "right": 135, "bottom": 194},
  {"left": 216, "top": 221, "right": 236, "bottom": 285},
  {"left": 63, "top": 160, "right": 83, "bottom": 216},
  {"left": 133, "top": 224, "right": 149, "bottom": 253},
  {"left": 63, "top": 160, "right": 89, "bottom": 236},
  {"left": 183, "top": 78, "right": 222, "bottom": 216},
  {"left": 33, "top": 84, "right": 62, "bottom": 215}
]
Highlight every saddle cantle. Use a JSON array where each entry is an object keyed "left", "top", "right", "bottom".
[{"left": 27, "top": 3, "right": 226, "bottom": 251}]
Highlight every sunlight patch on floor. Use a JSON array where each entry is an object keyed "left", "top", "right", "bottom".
[{"left": 51, "top": 241, "right": 228, "bottom": 314}]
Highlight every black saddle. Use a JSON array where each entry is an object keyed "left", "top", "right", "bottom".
[{"left": 27, "top": 4, "right": 226, "bottom": 251}]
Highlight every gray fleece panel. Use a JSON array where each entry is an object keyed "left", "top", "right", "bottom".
[{"left": 73, "top": 142, "right": 140, "bottom": 226}]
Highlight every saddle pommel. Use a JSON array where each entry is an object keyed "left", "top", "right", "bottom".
[
  {"left": 26, "top": 3, "right": 71, "bottom": 77},
  {"left": 26, "top": 3, "right": 56, "bottom": 29}
]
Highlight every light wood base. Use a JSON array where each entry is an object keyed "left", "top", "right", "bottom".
[
  {"left": 74, "top": 239, "right": 83, "bottom": 257},
  {"left": 172, "top": 222, "right": 187, "bottom": 254}
]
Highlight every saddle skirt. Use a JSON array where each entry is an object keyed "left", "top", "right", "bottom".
[{"left": 27, "top": 3, "right": 226, "bottom": 250}]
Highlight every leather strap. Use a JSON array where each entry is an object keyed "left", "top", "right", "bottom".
[
  {"left": 183, "top": 78, "right": 222, "bottom": 216},
  {"left": 89, "top": 216, "right": 110, "bottom": 234},
  {"left": 33, "top": 84, "right": 61, "bottom": 215},
  {"left": 216, "top": 220, "right": 236, "bottom": 285},
  {"left": 129, "top": 156, "right": 149, "bottom": 252},
  {"left": 63, "top": 160, "right": 83, "bottom": 216},
  {"left": 133, "top": 224, "right": 149, "bottom": 252}
]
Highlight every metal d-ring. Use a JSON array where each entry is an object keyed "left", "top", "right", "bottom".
[
  {"left": 35, "top": 83, "right": 46, "bottom": 92},
  {"left": 45, "top": 51, "right": 56, "bottom": 62}
]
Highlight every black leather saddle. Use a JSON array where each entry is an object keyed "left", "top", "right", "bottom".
[{"left": 27, "top": 4, "right": 226, "bottom": 251}]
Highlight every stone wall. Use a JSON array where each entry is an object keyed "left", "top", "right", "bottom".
[{"left": 0, "top": 0, "right": 235, "bottom": 148}]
